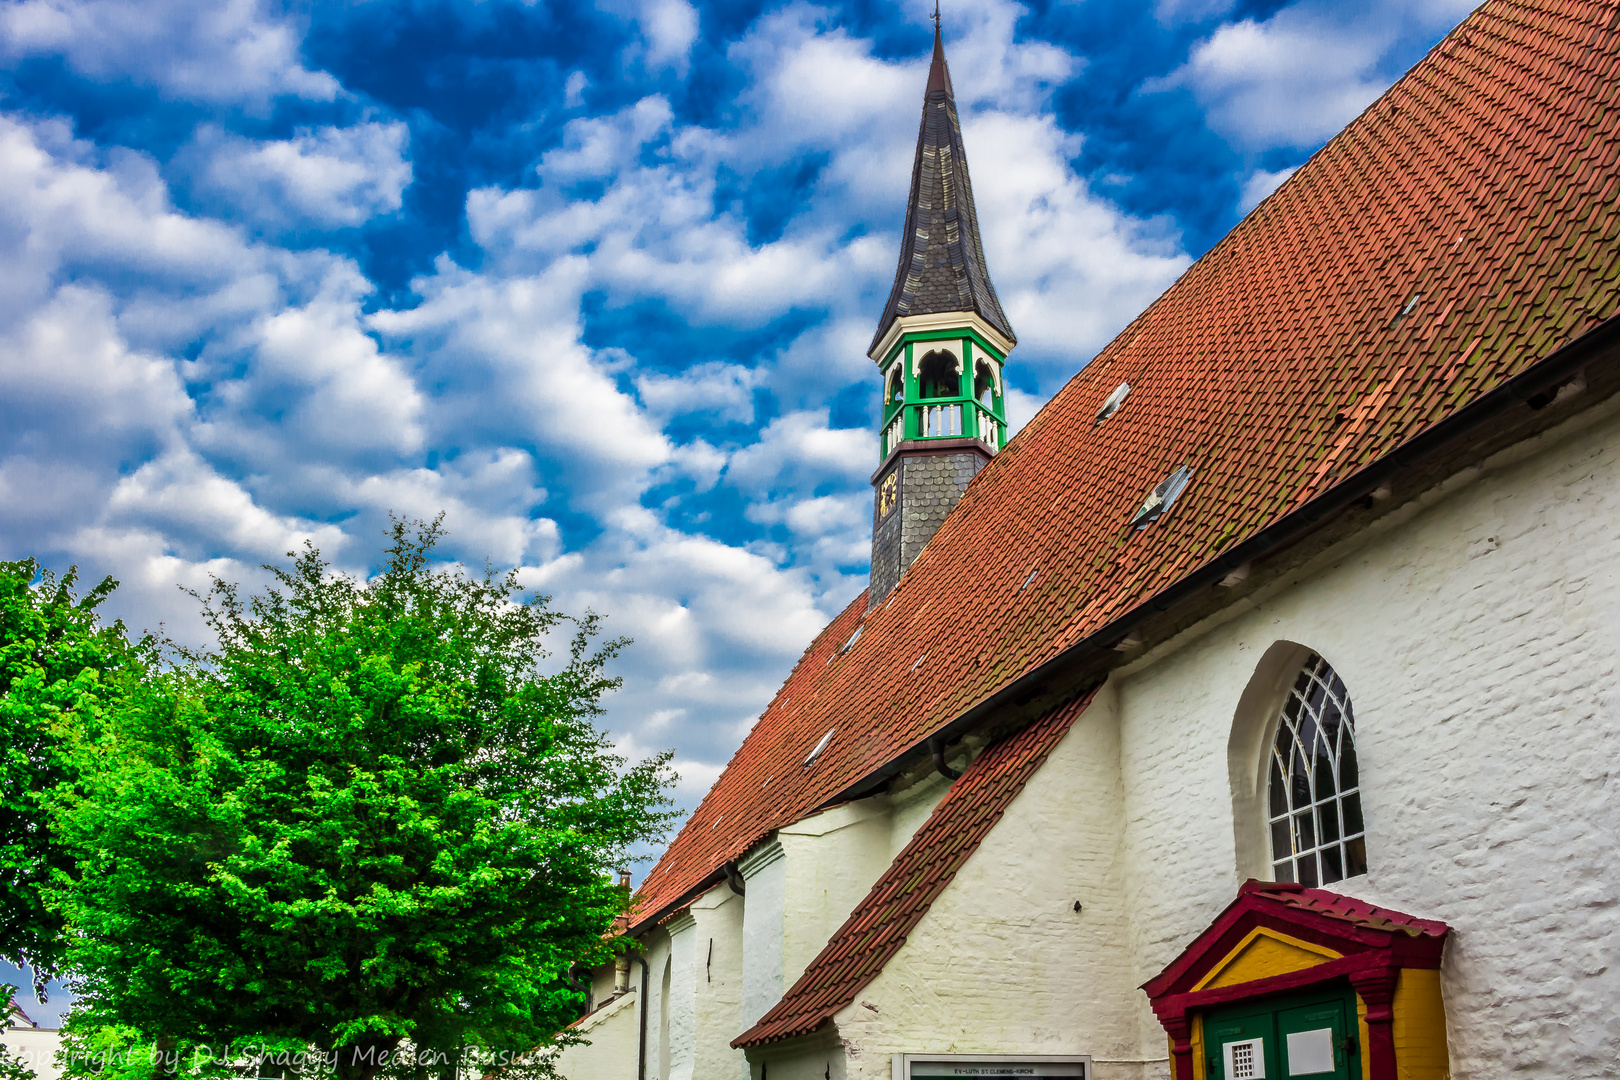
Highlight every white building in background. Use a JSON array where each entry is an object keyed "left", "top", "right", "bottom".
[
  {"left": 563, "top": 1, "right": 1620, "bottom": 1077},
  {"left": 3, "top": 998, "right": 61, "bottom": 1080}
]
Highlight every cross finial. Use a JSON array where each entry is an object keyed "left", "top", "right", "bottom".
[{"left": 932, "top": 0, "right": 940, "bottom": 32}]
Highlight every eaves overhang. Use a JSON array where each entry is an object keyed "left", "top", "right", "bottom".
[
  {"left": 869, "top": 310, "right": 1017, "bottom": 366},
  {"left": 820, "top": 311, "right": 1620, "bottom": 811},
  {"left": 629, "top": 312, "right": 1620, "bottom": 938}
]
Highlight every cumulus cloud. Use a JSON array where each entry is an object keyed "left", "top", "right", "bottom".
[
  {"left": 724, "top": 410, "right": 870, "bottom": 494},
  {"left": 0, "top": 0, "right": 337, "bottom": 106},
  {"left": 1239, "top": 166, "right": 1297, "bottom": 212},
  {"left": 637, "top": 361, "right": 761, "bottom": 424},
  {"left": 186, "top": 123, "right": 413, "bottom": 228},
  {"left": 2, "top": 0, "right": 1329, "bottom": 834},
  {"left": 1154, "top": 0, "right": 1483, "bottom": 150}
]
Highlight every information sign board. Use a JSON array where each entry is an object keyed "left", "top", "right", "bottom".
[{"left": 893, "top": 1054, "right": 1089, "bottom": 1080}]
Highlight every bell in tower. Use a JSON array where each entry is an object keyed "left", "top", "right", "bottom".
[{"left": 868, "top": 14, "right": 1016, "bottom": 606}]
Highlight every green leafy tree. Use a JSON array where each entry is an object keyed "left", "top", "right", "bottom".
[
  {"left": 48, "top": 520, "right": 674, "bottom": 1080},
  {"left": 0, "top": 560, "right": 140, "bottom": 989}
]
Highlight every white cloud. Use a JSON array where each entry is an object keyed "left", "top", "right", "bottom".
[
  {"left": 187, "top": 123, "right": 413, "bottom": 228},
  {"left": 1156, "top": 1, "right": 1483, "bottom": 150},
  {"left": 965, "top": 109, "right": 1187, "bottom": 374},
  {"left": 564, "top": 70, "right": 589, "bottom": 108},
  {"left": 599, "top": 0, "right": 700, "bottom": 75},
  {"left": 0, "top": 0, "right": 338, "bottom": 106},
  {"left": 0, "top": 0, "right": 1220, "bottom": 831},
  {"left": 636, "top": 361, "right": 760, "bottom": 424},
  {"left": 1239, "top": 166, "right": 1297, "bottom": 212},
  {"left": 105, "top": 448, "right": 345, "bottom": 562},
  {"left": 1154, "top": 0, "right": 1237, "bottom": 24},
  {"left": 724, "top": 410, "right": 870, "bottom": 494}
]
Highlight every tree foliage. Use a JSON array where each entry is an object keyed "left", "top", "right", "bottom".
[
  {"left": 48, "top": 521, "right": 674, "bottom": 1080},
  {"left": 0, "top": 560, "right": 140, "bottom": 988}
]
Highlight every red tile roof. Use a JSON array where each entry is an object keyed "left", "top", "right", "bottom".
[
  {"left": 733, "top": 689, "right": 1097, "bottom": 1047},
  {"left": 1237, "top": 880, "right": 1449, "bottom": 939},
  {"left": 634, "top": 0, "right": 1620, "bottom": 930},
  {"left": 1141, "top": 881, "right": 1451, "bottom": 1012}
]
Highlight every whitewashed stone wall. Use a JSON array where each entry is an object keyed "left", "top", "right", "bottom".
[
  {"left": 812, "top": 392, "right": 1620, "bottom": 1079},
  {"left": 740, "top": 841, "right": 788, "bottom": 1034},
  {"left": 1114, "top": 394, "right": 1620, "bottom": 1078},
  {"left": 1, "top": 1026, "right": 60, "bottom": 1080},
  {"left": 831, "top": 684, "right": 1146, "bottom": 1080},
  {"left": 554, "top": 992, "right": 638, "bottom": 1080}
]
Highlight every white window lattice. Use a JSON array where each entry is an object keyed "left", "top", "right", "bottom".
[
  {"left": 1224, "top": 1038, "right": 1265, "bottom": 1079},
  {"left": 1268, "top": 653, "right": 1367, "bottom": 887}
]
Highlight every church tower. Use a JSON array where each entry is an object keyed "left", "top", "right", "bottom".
[{"left": 868, "top": 19, "right": 1015, "bottom": 605}]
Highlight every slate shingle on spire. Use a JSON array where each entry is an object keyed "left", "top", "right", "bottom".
[{"left": 871, "top": 24, "right": 1016, "bottom": 356}]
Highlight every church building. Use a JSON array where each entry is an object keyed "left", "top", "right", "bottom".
[{"left": 560, "top": 0, "right": 1620, "bottom": 1076}]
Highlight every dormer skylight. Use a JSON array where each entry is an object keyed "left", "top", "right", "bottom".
[
  {"left": 1131, "top": 465, "right": 1194, "bottom": 528},
  {"left": 803, "top": 728, "right": 835, "bottom": 767},
  {"left": 1096, "top": 382, "right": 1131, "bottom": 424},
  {"left": 827, "top": 624, "right": 863, "bottom": 664}
]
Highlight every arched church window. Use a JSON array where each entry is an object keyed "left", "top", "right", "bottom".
[
  {"left": 1269, "top": 653, "right": 1366, "bottom": 887},
  {"left": 974, "top": 361, "right": 996, "bottom": 407},
  {"left": 917, "top": 350, "right": 961, "bottom": 399},
  {"left": 888, "top": 368, "right": 905, "bottom": 407}
]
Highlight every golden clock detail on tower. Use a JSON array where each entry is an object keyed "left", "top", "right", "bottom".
[{"left": 878, "top": 471, "right": 898, "bottom": 518}]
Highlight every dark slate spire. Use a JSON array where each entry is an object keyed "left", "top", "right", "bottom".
[{"left": 870, "top": 22, "right": 1016, "bottom": 355}]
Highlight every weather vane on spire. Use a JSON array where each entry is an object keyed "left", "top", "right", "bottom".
[{"left": 932, "top": 0, "right": 940, "bottom": 32}]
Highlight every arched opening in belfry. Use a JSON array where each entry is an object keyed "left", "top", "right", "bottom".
[
  {"left": 918, "top": 350, "right": 961, "bottom": 399},
  {"left": 887, "top": 367, "right": 905, "bottom": 407},
  {"left": 974, "top": 361, "right": 997, "bottom": 407}
]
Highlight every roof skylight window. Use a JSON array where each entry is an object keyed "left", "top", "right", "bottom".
[
  {"left": 803, "top": 728, "right": 835, "bottom": 767},
  {"left": 1131, "top": 465, "right": 1194, "bottom": 529},
  {"left": 1096, "top": 382, "right": 1131, "bottom": 423},
  {"left": 1392, "top": 293, "right": 1421, "bottom": 327},
  {"left": 1019, "top": 568, "right": 1039, "bottom": 591},
  {"left": 839, "top": 625, "right": 863, "bottom": 654}
]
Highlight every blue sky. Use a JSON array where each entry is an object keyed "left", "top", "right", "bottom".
[{"left": 0, "top": 0, "right": 1482, "bottom": 1006}]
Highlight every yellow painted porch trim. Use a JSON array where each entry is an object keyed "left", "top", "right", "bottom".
[
  {"left": 1193, "top": 927, "right": 1344, "bottom": 991},
  {"left": 1393, "top": 968, "right": 1450, "bottom": 1079},
  {"left": 1166, "top": 1014, "right": 1209, "bottom": 1080}
]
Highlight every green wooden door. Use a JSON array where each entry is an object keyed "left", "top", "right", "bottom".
[{"left": 1205, "top": 987, "right": 1359, "bottom": 1080}]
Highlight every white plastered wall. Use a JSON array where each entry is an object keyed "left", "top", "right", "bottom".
[
  {"left": 1109, "top": 394, "right": 1620, "bottom": 1077},
  {"left": 740, "top": 840, "right": 787, "bottom": 1033},
  {"left": 830, "top": 685, "right": 1143, "bottom": 1080},
  {"left": 2, "top": 1027, "right": 60, "bottom": 1080},
  {"left": 689, "top": 883, "right": 746, "bottom": 1080},
  {"left": 790, "top": 392, "right": 1620, "bottom": 1080},
  {"left": 779, "top": 796, "right": 899, "bottom": 989},
  {"left": 554, "top": 992, "right": 638, "bottom": 1080}
]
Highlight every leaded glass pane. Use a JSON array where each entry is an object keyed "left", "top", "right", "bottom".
[
  {"left": 1293, "top": 810, "right": 1315, "bottom": 854},
  {"left": 1266, "top": 653, "right": 1367, "bottom": 886},
  {"left": 1340, "top": 737, "right": 1360, "bottom": 791},
  {"left": 1319, "top": 801, "right": 1340, "bottom": 845},
  {"left": 1342, "top": 791, "right": 1365, "bottom": 837},
  {"left": 1346, "top": 836, "right": 1368, "bottom": 877},
  {"left": 1271, "top": 818, "right": 1292, "bottom": 856}
]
